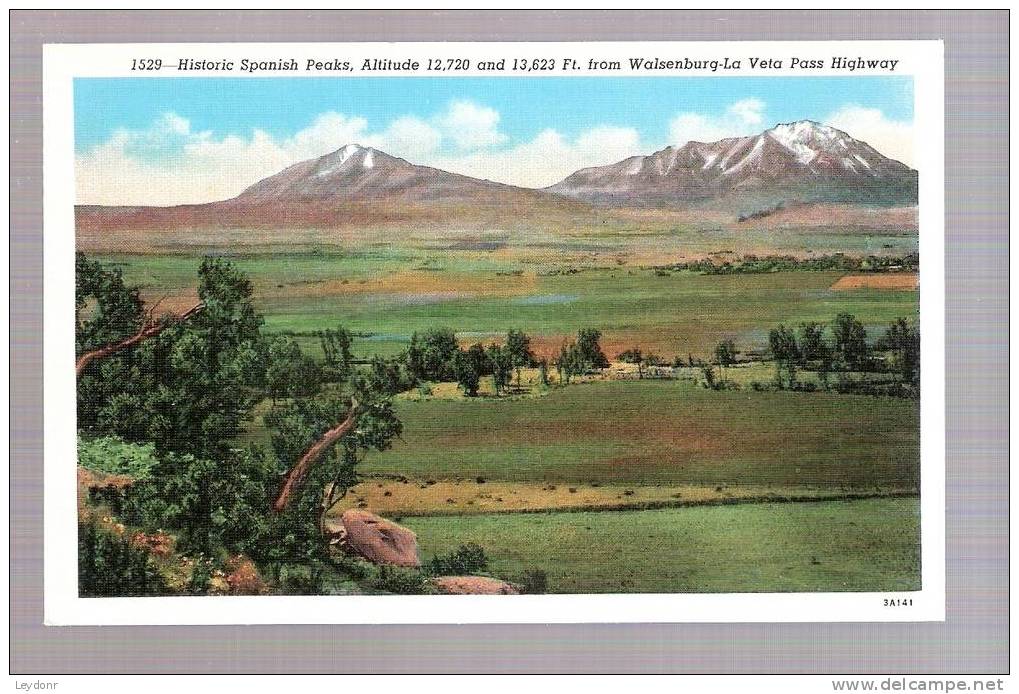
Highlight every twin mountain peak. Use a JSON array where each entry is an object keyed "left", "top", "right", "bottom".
[
  {"left": 77, "top": 120, "right": 917, "bottom": 232},
  {"left": 233, "top": 120, "right": 916, "bottom": 209}
]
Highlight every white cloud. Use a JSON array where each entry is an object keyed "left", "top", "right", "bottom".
[
  {"left": 825, "top": 104, "right": 914, "bottom": 167},
  {"left": 727, "top": 98, "right": 766, "bottom": 127},
  {"left": 669, "top": 98, "right": 766, "bottom": 146},
  {"left": 281, "top": 112, "right": 372, "bottom": 161},
  {"left": 372, "top": 116, "right": 442, "bottom": 162},
  {"left": 434, "top": 100, "right": 507, "bottom": 151},
  {"left": 431, "top": 125, "right": 644, "bottom": 189}
]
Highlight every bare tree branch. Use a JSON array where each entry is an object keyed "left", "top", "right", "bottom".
[
  {"left": 273, "top": 398, "right": 359, "bottom": 513},
  {"left": 75, "top": 302, "right": 204, "bottom": 377}
]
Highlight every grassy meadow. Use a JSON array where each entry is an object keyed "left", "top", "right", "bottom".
[
  {"left": 367, "top": 380, "right": 919, "bottom": 487},
  {"left": 405, "top": 497, "right": 921, "bottom": 593}
]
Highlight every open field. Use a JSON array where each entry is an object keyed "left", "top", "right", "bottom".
[
  {"left": 89, "top": 247, "right": 919, "bottom": 358},
  {"left": 242, "top": 379, "right": 920, "bottom": 493},
  {"left": 404, "top": 497, "right": 921, "bottom": 593},
  {"left": 362, "top": 380, "right": 920, "bottom": 488},
  {"left": 76, "top": 202, "right": 917, "bottom": 257}
]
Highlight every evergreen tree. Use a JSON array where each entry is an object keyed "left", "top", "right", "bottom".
[{"left": 77, "top": 255, "right": 265, "bottom": 458}]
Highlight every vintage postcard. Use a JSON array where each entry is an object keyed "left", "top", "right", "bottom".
[{"left": 44, "top": 40, "right": 944, "bottom": 624}]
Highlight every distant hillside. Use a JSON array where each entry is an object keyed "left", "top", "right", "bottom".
[{"left": 75, "top": 144, "right": 587, "bottom": 231}]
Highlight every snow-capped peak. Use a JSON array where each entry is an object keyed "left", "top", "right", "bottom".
[
  {"left": 338, "top": 144, "right": 362, "bottom": 164},
  {"left": 766, "top": 121, "right": 850, "bottom": 164},
  {"left": 314, "top": 144, "right": 375, "bottom": 177},
  {"left": 768, "top": 120, "right": 841, "bottom": 143}
]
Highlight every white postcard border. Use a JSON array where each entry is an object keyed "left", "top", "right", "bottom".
[{"left": 43, "top": 40, "right": 945, "bottom": 625}]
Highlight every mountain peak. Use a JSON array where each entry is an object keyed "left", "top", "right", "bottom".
[
  {"left": 767, "top": 119, "right": 833, "bottom": 136},
  {"left": 546, "top": 120, "right": 916, "bottom": 208},
  {"left": 230, "top": 143, "right": 555, "bottom": 208},
  {"left": 314, "top": 143, "right": 376, "bottom": 175},
  {"left": 764, "top": 120, "right": 852, "bottom": 164}
]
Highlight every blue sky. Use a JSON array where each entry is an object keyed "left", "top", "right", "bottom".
[
  {"left": 75, "top": 76, "right": 912, "bottom": 151},
  {"left": 74, "top": 76, "right": 914, "bottom": 205}
]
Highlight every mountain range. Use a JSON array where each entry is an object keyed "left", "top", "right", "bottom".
[{"left": 75, "top": 120, "right": 917, "bottom": 232}]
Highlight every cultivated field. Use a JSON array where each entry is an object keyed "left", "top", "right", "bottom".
[
  {"left": 363, "top": 380, "right": 919, "bottom": 488},
  {"left": 90, "top": 245, "right": 919, "bottom": 358}
]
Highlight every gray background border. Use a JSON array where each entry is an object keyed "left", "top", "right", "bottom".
[{"left": 10, "top": 10, "right": 1008, "bottom": 674}]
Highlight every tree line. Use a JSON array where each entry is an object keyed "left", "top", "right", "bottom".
[
  {"left": 688, "top": 313, "right": 920, "bottom": 397},
  {"left": 766, "top": 313, "right": 919, "bottom": 392},
  {"left": 376, "top": 325, "right": 610, "bottom": 396}
]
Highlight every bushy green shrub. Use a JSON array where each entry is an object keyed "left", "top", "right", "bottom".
[
  {"left": 87, "top": 483, "right": 128, "bottom": 515},
  {"left": 78, "top": 436, "right": 158, "bottom": 479},
  {"left": 371, "top": 565, "right": 429, "bottom": 594},
  {"left": 520, "top": 568, "right": 549, "bottom": 594},
  {"left": 330, "top": 553, "right": 375, "bottom": 581},
  {"left": 330, "top": 555, "right": 428, "bottom": 594},
  {"left": 427, "top": 542, "right": 489, "bottom": 576},
  {"left": 277, "top": 563, "right": 324, "bottom": 595},
  {"left": 121, "top": 449, "right": 271, "bottom": 558},
  {"left": 187, "top": 556, "right": 214, "bottom": 595}
]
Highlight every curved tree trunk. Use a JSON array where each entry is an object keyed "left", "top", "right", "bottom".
[
  {"left": 273, "top": 399, "right": 359, "bottom": 513},
  {"left": 75, "top": 302, "right": 204, "bottom": 377}
]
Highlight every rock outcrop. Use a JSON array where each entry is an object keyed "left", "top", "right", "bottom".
[
  {"left": 331, "top": 509, "right": 421, "bottom": 568},
  {"left": 431, "top": 576, "right": 520, "bottom": 595}
]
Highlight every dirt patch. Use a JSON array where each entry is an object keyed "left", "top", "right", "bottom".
[
  {"left": 329, "top": 477, "right": 917, "bottom": 517},
  {"left": 528, "top": 333, "right": 683, "bottom": 362},
  {"left": 830, "top": 274, "right": 918, "bottom": 291},
  {"left": 431, "top": 576, "right": 520, "bottom": 595}
]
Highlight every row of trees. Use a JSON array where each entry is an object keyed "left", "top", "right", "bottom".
[
  {"left": 406, "top": 327, "right": 537, "bottom": 396},
  {"left": 406, "top": 326, "right": 610, "bottom": 395},
  {"left": 616, "top": 348, "right": 666, "bottom": 379},
  {"left": 765, "top": 313, "right": 919, "bottom": 391},
  {"left": 258, "top": 322, "right": 612, "bottom": 402}
]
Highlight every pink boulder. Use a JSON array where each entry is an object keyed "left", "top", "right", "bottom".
[
  {"left": 338, "top": 509, "right": 420, "bottom": 568},
  {"left": 431, "top": 576, "right": 520, "bottom": 595}
]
